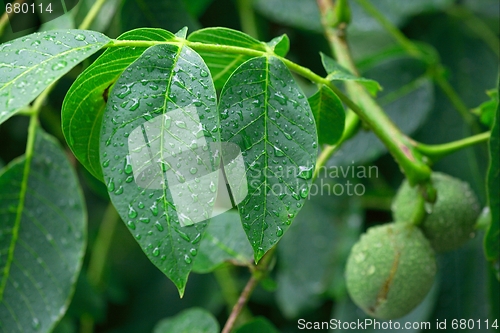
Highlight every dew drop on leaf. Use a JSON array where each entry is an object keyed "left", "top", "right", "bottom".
[{"left": 128, "top": 206, "right": 138, "bottom": 218}]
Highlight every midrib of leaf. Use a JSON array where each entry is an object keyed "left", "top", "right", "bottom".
[
  {"left": 0, "top": 42, "right": 105, "bottom": 96},
  {"left": 260, "top": 57, "right": 270, "bottom": 257},
  {"left": 0, "top": 116, "right": 37, "bottom": 300}
]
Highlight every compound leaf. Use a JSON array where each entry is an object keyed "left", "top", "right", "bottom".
[
  {"left": 0, "top": 30, "right": 110, "bottom": 125},
  {"left": 308, "top": 84, "right": 345, "bottom": 145},
  {"left": 188, "top": 27, "right": 267, "bottom": 89},
  {"left": 154, "top": 308, "right": 219, "bottom": 333},
  {"left": 62, "top": 28, "right": 175, "bottom": 181},
  {"left": 219, "top": 56, "right": 318, "bottom": 262},
  {"left": 100, "top": 43, "right": 219, "bottom": 296},
  {"left": 0, "top": 128, "right": 86, "bottom": 333}
]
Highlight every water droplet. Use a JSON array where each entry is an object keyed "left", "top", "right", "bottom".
[
  {"left": 31, "top": 40, "right": 41, "bottom": 46},
  {"left": 150, "top": 202, "right": 158, "bottom": 216},
  {"left": 276, "top": 226, "right": 283, "bottom": 237},
  {"left": 297, "top": 166, "right": 313, "bottom": 180},
  {"left": 283, "top": 132, "right": 292, "bottom": 140},
  {"left": 291, "top": 192, "right": 300, "bottom": 200},
  {"left": 274, "top": 91, "right": 287, "bottom": 105},
  {"left": 128, "top": 206, "right": 138, "bottom": 218},
  {"left": 32, "top": 318, "right": 40, "bottom": 330},
  {"left": 139, "top": 217, "right": 150, "bottom": 223},
  {"left": 209, "top": 181, "right": 216, "bottom": 192},
  {"left": 124, "top": 155, "right": 133, "bottom": 174},
  {"left": 51, "top": 61, "right": 67, "bottom": 71},
  {"left": 127, "top": 221, "right": 136, "bottom": 230},
  {"left": 114, "top": 186, "right": 123, "bottom": 195},
  {"left": 274, "top": 147, "right": 285, "bottom": 157},
  {"left": 175, "top": 228, "right": 191, "bottom": 242},
  {"left": 300, "top": 187, "right": 309, "bottom": 198},
  {"left": 153, "top": 247, "right": 160, "bottom": 257},
  {"left": 184, "top": 254, "right": 192, "bottom": 264},
  {"left": 189, "top": 248, "right": 197, "bottom": 256},
  {"left": 107, "top": 178, "right": 115, "bottom": 192},
  {"left": 200, "top": 69, "right": 209, "bottom": 77},
  {"left": 189, "top": 167, "right": 198, "bottom": 174},
  {"left": 192, "top": 233, "right": 202, "bottom": 244},
  {"left": 175, "top": 120, "right": 187, "bottom": 129},
  {"left": 155, "top": 221, "right": 164, "bottom": 231},
  {"left": 74, "top": 34, "right": 86, "bottom": 41}
]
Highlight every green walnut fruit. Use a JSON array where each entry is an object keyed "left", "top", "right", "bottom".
[
  {"left": 345, "top": 223, "right": 436, "bottom": 319},
  {"left": 392, "top": 172, "right": 480, "bottom": 253}
]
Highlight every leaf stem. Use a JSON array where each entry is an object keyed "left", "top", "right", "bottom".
[
  {"left": 414, "top": 131, "right": 490, "bottom": 163},
  {"left": 221, "top": 246, "right": 276, "bottom": 333},
  {"left": 78, "top": 0, "right": 109, "bottom": 30}
]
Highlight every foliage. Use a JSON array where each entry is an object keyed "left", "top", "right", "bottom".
[{"left": 0, "top": 0, "right": 498, "bottom": 332}]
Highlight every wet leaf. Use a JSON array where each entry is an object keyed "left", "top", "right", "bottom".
[
  {"left": 0, "top": 128, "right": 86, "bottom": 332},
  {"left": 154, "top": 308, "right": 219, "bottom": 333},
  {"left": 62, "top": 28, "right": 175, "bottom": 181},
  {"left": 0, "top": 30, "right": 110, "bottom": 125},
  {"left": 308, "top": 84, "right": 345, "bottom": 145},
  {"left": 100, "top": 43, "right": 219, "bottom": 295},
  {"left": 218, "top": 56, "right": 318, "bottom": 261},
  {"left": 188, "top": 27, "right": 267, "bottom": 89},
  {"left": 193, "top": 211, "right": 253, "bottom": 273},
  {"left": 321, "top": 53, "right": 382, "bottom": 96}
]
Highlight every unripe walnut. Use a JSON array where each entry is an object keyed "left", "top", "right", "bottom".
[
  {"left": 345, "top": 223, "right": 436, "bottom": 319},
  {"left": 392, "top": 172, "right": 480, "bottom": 252}
]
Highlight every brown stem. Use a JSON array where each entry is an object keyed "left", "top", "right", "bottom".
[{"left": 221, "top": 275, "right": 259, "bottom": 333}]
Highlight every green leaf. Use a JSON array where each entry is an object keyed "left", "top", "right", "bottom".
[
  {"left": 121, "top": 0, "right": 199, "bottom": 34},
  {"left": 187, "top": 27, "right": 267, "bottom": 89},
  {"left": 266, "top": 34, "right": 290, "bottom": 57},
  {"left": 100, "top": 43, "right": 219, "bottom": 296},
  {"left": 0, "top": 128, "right": 86, "bottom": 332},
  {"left": 219, "top": 56, "right": 318, "bottom": 261},
  {"left": 62, "top": 28, "right": 175, "bottom": 181},
  {"left": 321, "top": 53, "right": 382, "bottom": 96},
  {"left": 471, "top": 89, "right": 498, "bottom": 128},
  {"left": 0, "top": 29, "right": 110, "bottom": 125},
  {"left": 193, "top": 211, "right": 254, "bottom": 273},
  {"left": 154, "top": 307, "right": 219, "bottom": 333},
  {"left": 484, "top": 86, "right": 499, "bottom": 266},
  {"left": 234, "top": 317, "right": 279, "bottom": 333},
  {"left": 308, "top": 84, "right": 345, "bottom": 145}
]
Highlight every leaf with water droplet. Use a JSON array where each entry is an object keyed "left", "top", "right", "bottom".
[
  {"left": 219, "top": 56, "right": 318, "bottom": 262},
  {"left": 62, "top": 28, "right": 175, "bottom": 181},
  {"left": 308, "top": 84, "right": 345, "bottom": 145},
  {"left": 187, "top": 27, "right": 268, "bottom": 89},
  {"left": 100, "top": 43, "right": 219, "bottom": 296},
  {"left": 0, "top": 128, "right": 86, "bottom": 332},
  {"left": 321, "top": 53, "right": 382, "bottom": 96},
  {"left": 0, "top": 30, "right": 110, "bottom": 125}
]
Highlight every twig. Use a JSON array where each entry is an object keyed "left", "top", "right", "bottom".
[{"left": 221, "top": 275, "right": 259, "bottom": 333}]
